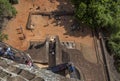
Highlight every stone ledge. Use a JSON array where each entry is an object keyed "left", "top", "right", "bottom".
[{"left": 0, "top": 52, "right": 81, "bottom": 81}]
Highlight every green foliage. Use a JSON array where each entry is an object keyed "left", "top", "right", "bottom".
[
  {"left": 0, "top": 0, "right": 17, "bottom": 17},
  {"left": 11, "top": 6, "right": 17, "bottom": 16},
  {"left": 71, "top": 0, "right": 120, "bottom": 30},
  {"left": 71, "top": 0, "right": 120, "bottom": 72},
  {"left": 108, "top": 32, "right": 120, "bottom": 54},
  {"left": 75, "top": 2, "right": 87, "bottom": 20},
  {"left": 108, "top": 32, "right": 120, "bottom": 72},
  {"left": 0, "top": 32, "right": 8, "bottom": 42},
  {"left": 9, "top": 0, "right": 19, "bottom": 4}
]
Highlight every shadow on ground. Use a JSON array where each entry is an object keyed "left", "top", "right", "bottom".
[{"left": 50, "top": 0, "right": 92, "bottom": 38}]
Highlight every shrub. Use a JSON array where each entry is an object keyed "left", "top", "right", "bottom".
[
  {"left": 108, "top": 32, "right": 120, "bottom": 72},
  {"left": 0, "top": 32, "right": 8, "bottom": 42},
  {"left": 0, "top": 0, "right": 17, "bottom": 17},
  {"left": 9, "top": 0, "right": 19, "bottom": 4}
]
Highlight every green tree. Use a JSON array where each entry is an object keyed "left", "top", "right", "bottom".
[
  {"left": 0, "top": 0, "right": 17, "bottom": 17},
  {"left": 108, "top": 32, "right": 120, "bottom": 72},
  {"left": 71, "top": 0, "right": 120, "bottom": 72},
  {"left": 9, "top": 0, "right": 19, "bottom": 4},
  {"left": 0, "top": 0, "right": 16, "bottom": 41},
  {"left": 0, "top": 32, "right": 8, "bottom": 41},
  {"left": 108, "top": 32, "right": 120, "bottom": 55},
  {"left": 71, "top": 0, "right": 120, "bottom": 30}
]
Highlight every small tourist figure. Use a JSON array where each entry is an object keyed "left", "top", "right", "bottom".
[
  {"left": 5, "top": 47, "right": 15, "bottom": 60},
  {"left": 49, "top": 37, "right": 56, "bottom": 55},
  {"left": 52, "top": 51, "right": 55, "bottom": 55},
  {"left": 25, "top": 60, "right": 33, "bottom": 67}
]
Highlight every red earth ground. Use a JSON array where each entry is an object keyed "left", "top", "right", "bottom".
[
  {"left": 2, "top": 0, "right": 106, "bottom": 81},
  {"left": 3, "top": 0, "right": 96, "bottom": 63},
  {"left": 3, "top": 0, "right": 92, "bottom": 50}
]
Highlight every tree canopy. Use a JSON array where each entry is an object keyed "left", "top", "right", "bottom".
[
  {"left": 9, "top": 0, "right": 19, "bottom": 4},
  {"left": 71, "top": 0, "right": 120, "bottom": 31},
  {"left": 0, "top": 0, "right": 17, "bottom": 41},
  {"left": 0, "top": 0, "right": 17, "bottom": 17},
  {"left": 71, "top": 0, "right": 120, "bottom": 72}
]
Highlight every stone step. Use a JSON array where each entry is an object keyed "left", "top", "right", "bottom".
[
  {"left": 61, "top": 42, "right": 76, "bottom": 49},
  {"left": 0, "top": 66, "right": 29, "bottom": 81},
  {"left": 7, "top": 66, "right": 22, "bottom": 74},
  {"left": 19, "top": 69, "right": 36, "bottom": 80},
  {"left": 0, "top": 41, "right": 82, "bottom": 81},
  {"left": 7, "top": 76, "right": 27, "bottom": 81},
  {"left": 31, "top": 77, "right": 44, "bottom": 81},
  {"left": 0, "top": 78, "right": 4, "bottom": 81},
  {"left": 0, "top": 68, "right": 11, "bottom": 78},
  {"left": 0, "top": 64, "right": 36, "bottom": 81},
  {"left": 0, "top": 59, "right": 9, "bottom": 69},
  {"left": 0, "top": 58, "right": 34, "bottom": 81}
]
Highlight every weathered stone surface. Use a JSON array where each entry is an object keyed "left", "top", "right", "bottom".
[
  {"left": 19, "top": 70, "right": 36, "bottom": 80},
  {"left": 0, "top": 78, "right": 4, "bottom": 81},
  {"left": 0, "top": 57, "right": 81, "bottom": 81},
  {"left": 0, "top": 60, "right": 9, "bottom": 68},
  {"left": 0, "top": 69, "right": 10, "bottom": 78},
  {"left": 31, "top": 77, "right": 44, "bottom": 81},
  {"left": 7, "top": 66, "right": 22, "bottom": 74},
  {"left": 7, "top": 76, "right": 27, "bottom": 81},
  {"left": 0, "top": 41, "right": 82, "bottom": 81},
  {"left": 16, "top": 64, "right": 81, "bottom": 81}
]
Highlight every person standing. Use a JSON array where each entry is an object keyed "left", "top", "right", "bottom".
[{"left": 5, "top": 47, "right": 15, "bottom": 60}]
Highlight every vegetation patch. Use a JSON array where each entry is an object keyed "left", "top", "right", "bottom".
[
  {"left": 0, "top": 0, "right": 17, "bottom": 17},
  {"left": 0, "top": 0, "right": 17, "bottom": 41},
  {"left": 9, "top": 0, "right": 19, "bottom": 4},
  {"left": 108, "top": 32, "right": 120, "bottom": 72},
  {"left": 71, "top": 0, "right": 120, "bottom": 72}
]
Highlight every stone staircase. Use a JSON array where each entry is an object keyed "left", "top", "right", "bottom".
[{"left": 0, "top": 57, "right": 81, "bottom": 81}]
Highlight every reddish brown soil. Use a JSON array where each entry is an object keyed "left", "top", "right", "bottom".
[
  {"left": 3, "top": 0, "right": 97, "bottom": 64},
  {"left": 3, "top": 0, "right": 93, "bottom": 50},
  {"left": 2, "top": 0, "right": 106, "bottom": 81}
]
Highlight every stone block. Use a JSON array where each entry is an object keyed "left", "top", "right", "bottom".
[{"left": 19, "top": 70, "right": 36, "bottom": 80}]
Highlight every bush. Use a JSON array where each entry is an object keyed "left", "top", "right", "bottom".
[
  {"left": 9, "top": 0, "right": 19, "bottom": 4},
  {"left": 11, "top": 6, "right": 17, "bottom": 16},
  {"left": 114, "top": 59, "right": 120, "bottom": 72},
  {"left": 0, "top": 0, "right": 17, "bottom": 17},
  {"left": 108, "top": 32, "right": 120, "bottom": 55},
  {"left": 0, "top": 32, "right": 8, "bottom": 42},
  {"left": 108, "top": 32, "right": 120, "bottom": 72},
  {"left": 71, "top": 0, "right": 120, "bottom": 73}
]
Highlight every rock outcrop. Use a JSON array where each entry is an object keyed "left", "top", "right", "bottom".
[{"left": 0, "top": 57, "right": 80, "bottom": 81}]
